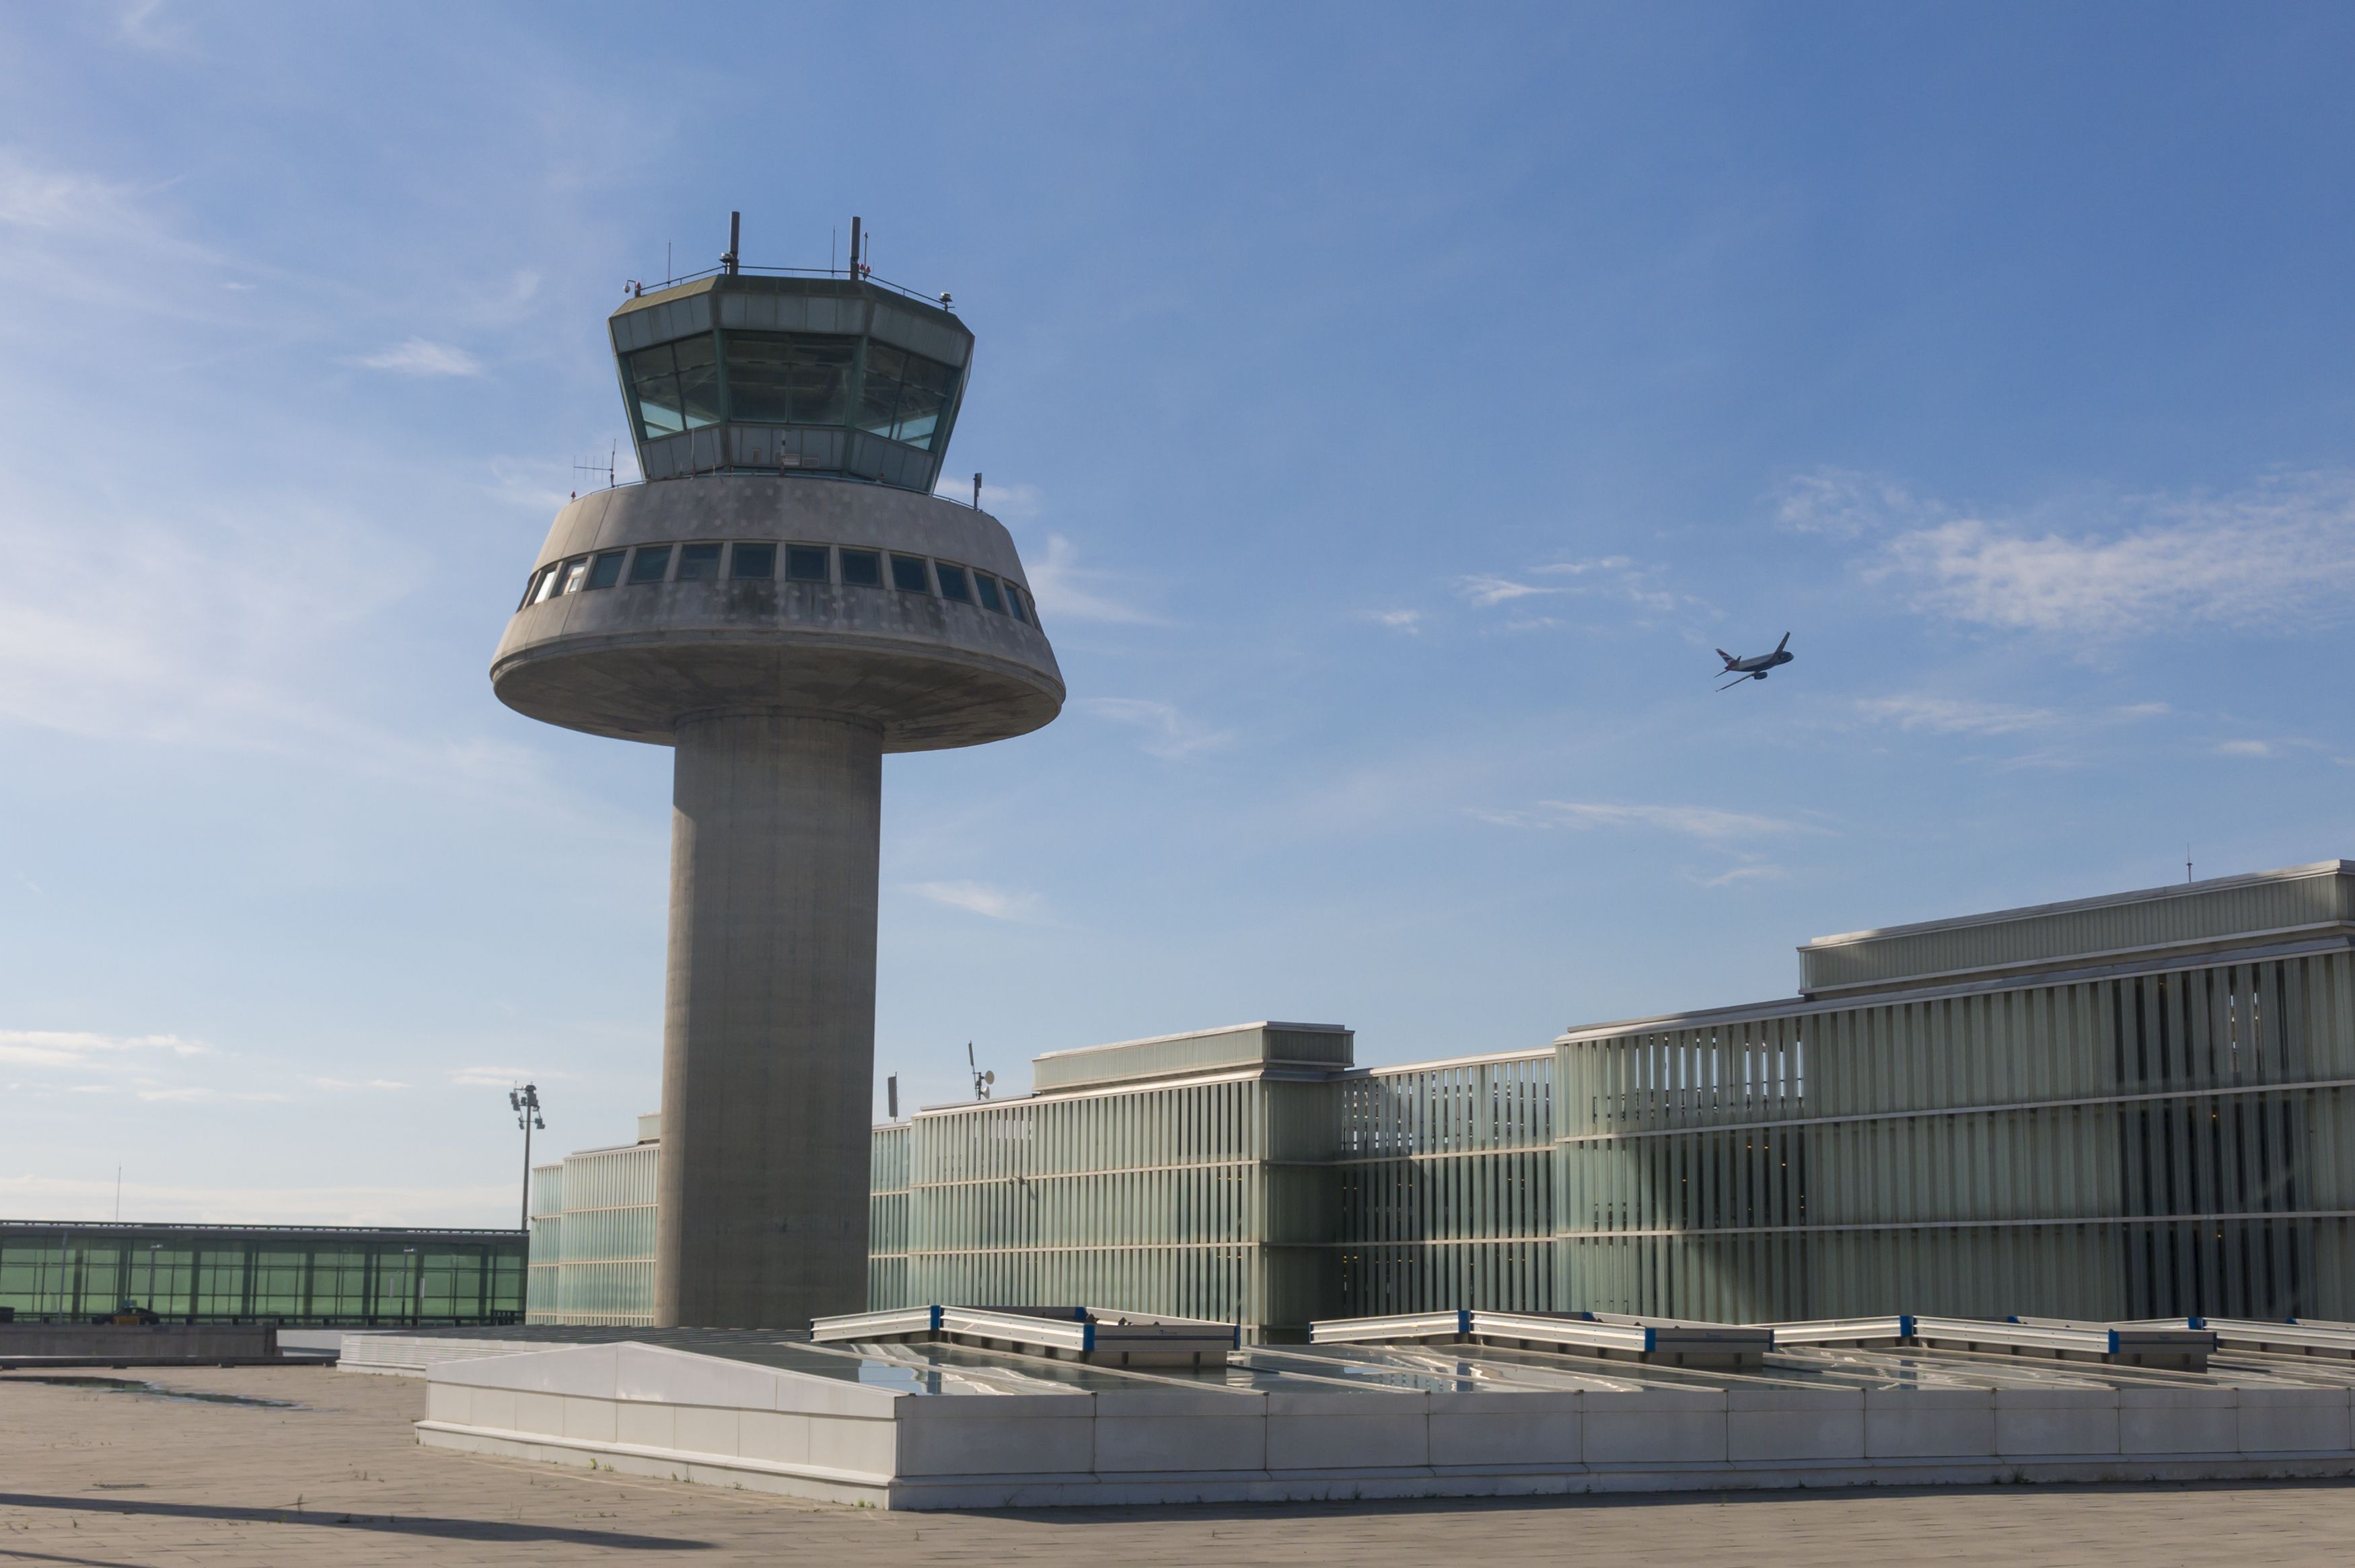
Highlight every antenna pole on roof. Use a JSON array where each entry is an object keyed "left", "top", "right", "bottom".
[
  {"left": 850, "top": 215, "right": 863, "bottom": 280},
  {"left": 973, "top": 472, "right": 982, "bottom": 510},
  {"left": 2187, "top": 846, "right": 2194, "bottom": 885},
  {"left": 886, "top": 1074, "right": 898, "bottom": 1121},
  {"left": 724, "top": 211, "right": 740, "bottom": 275}
]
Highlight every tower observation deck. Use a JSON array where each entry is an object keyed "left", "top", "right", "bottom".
[{"left": 490, "top": 218, "right": 1064, "bottom": 1329}]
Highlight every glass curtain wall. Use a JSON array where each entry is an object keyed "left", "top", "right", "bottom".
[{"left": 0, "top": 1226, "right": 523, "bottom": 1324}]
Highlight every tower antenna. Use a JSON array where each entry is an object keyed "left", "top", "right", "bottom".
[
  {"left": 724, "top": 211, "right": 740, "bottom": 275},
  {"left": 850, "top": 216, "right": 863, "bottom": 279}
]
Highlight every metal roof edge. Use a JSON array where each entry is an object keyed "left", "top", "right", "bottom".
[
  {"left": 1799, "top": 859, "right": 2352, "bottom": 951},
  {"left": 1029, "top": 1021, "right": 1350, "bottom": 1062},
  {"left": 1556, "top": 931, "right": 2355, "bottom": 1043}
]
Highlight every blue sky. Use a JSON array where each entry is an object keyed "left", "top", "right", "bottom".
[{"left": 5, "top": 3, "right": 2354, "bottom": 1226}]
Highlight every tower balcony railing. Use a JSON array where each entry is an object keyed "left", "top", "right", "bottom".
[{"left": 628, "top": 262, "right": 953, "bottom": 310}]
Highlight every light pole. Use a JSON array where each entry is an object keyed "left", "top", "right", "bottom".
[{"left": 509, "top": 1084, "right": 544, "bottom": 1234}]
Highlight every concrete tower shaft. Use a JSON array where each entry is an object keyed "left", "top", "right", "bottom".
[{"left": 491, "top": 258, "right": 1060, "bottom": 1329}]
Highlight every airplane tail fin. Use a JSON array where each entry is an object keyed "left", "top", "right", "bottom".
[{"left": 1716, "top": 649, "right": 1737, "bottom": 667}]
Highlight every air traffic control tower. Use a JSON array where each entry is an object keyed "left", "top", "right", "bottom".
[{"left": 491, "top": 220, "right": 1063, "bottom": 1329}]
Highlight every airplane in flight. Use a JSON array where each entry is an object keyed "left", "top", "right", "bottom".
[{"left": 1716, "top": 633, "right": 1793, "bottom": 690}]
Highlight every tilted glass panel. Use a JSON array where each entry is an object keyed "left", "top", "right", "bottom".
[
  {"left": 889, "top": 553, "right": 931, "bottom": 593},
  {"left": 626, "top": 544, "right": 672, "bottom": 585},
  {"left": 672, "top": 333, "right": 721, "bottom": 428},
  {"left": 724, "top": 332, "right": 858, "bottom": 426},
  {"left": 839, "top": 548, "right": 882, "bottom": 587},
  {"left": 786, "top": 545, "right": 830, "bottom": 583},
  {"left": 558, "top": 558, "right": 590, "bottom": 595},
  {"left": 676, "top": 542, "right": 723, "bottom": 582},
  {"left": 625, "top": 343, "right": 684, "bottom": 439},
  {"left": 730, "top": 542, "right": 776, "bottom": 580},
  {"left": 856, "top": 344, "right": 906, "bottom": 436},
  {"left": 586, "top": 552, "right": 626, "bottom": 590},
  {"left": 974, "top": 573, "right": 1005, "bottom": 613},
  {"left": 935, "top": 563, "right": 972, "bottom": 603},
  {"left": 1005, "top": 584, "right": 1029, "bottom": 623},
  {"left": 851, "top": 342, "right": 961, "bottom": 451},
  {"left": 890, "top": 350, "right": 959, "bottom": 449}
]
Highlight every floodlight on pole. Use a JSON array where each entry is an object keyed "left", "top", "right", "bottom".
[{"left": 511, "top": 1083, "right": 544, "bottom": 1234}]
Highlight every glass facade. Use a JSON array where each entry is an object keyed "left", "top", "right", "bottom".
[
  {"left": 608, "top": 278, "right": 972, "bottom": 492},
  {"left": 537, "top": 868, "right": 2355, "bottom": 1341},
  {"left": 527, "top": 1138, "right": 659, "bottom": 1325},
  {"left": 0, "top": 1222, "right": 523, "bottom": 1324}
]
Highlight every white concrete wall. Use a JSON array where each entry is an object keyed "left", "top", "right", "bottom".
[{"left": 412, "top": 1342, "right": 2355, "bottom": 1511}]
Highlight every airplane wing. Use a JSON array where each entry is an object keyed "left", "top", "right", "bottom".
[{"left": 1716, "top": 673, "right": 1757, "bottom": 692}]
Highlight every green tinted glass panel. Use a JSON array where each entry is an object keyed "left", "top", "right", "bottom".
[
  {"left": 936, "top": 564, "right": 971, "bottom": 603},
  {"left": 676, "top": 543, "right": 722, "bottom": 582},
  {"left": 889, "top": 554, "right": 930, "bottom": 593},
  {"left": 587, "top": 552, "right": 625, "bottom": 589},
  {"left": 840, "top": 548, "right": 881, "bottom": 587},
  {"left": 626, "top": 344, "right": 684, "bottom": 439},
  {"left": 855, "top": 344, "right": 904, "bottom": 435},
  {"left": 672, "top": 334, "right": 721, "bottom": 428},
  {"left": 627, "top": 545, "right": 672, "bottom": 585},
  {"left": 724, "top": 333, "right": 856, "bottom": 425}
]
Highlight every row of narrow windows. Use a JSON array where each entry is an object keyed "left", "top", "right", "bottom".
[{"left": 519, "top": 540, "right": 1034, "bottom": 624}]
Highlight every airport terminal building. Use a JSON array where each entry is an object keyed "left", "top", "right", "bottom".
[{"left": 528, "top": 861, "right": 2355, "bottom": 1336}]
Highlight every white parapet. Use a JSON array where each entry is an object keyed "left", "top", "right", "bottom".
[{"left": 412, "top": 1333, "right": 2355, "bottom": 1510}]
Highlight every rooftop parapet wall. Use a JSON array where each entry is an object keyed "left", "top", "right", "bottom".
[
  {"left": 1798, "top": 860, "right": 2355, "bottom": 998},
  {"left": 1028, "top": 1022, "right": 1353, "bottom": 1094}
]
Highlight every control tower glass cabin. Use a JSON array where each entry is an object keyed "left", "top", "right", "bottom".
[{"left": 491, "top": 259, "right": 1064, "bottom": 1331}]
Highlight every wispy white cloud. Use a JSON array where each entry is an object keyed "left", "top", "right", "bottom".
[
  {"left": 1853, "top": 696, "right": 2058, "bottom": 737},
  {"left": 1474, "top": 800, "right": 1807, "bottom": 840},
  {"left": 357, "top": 338, "right": 483, "bottom": 377},
  {"left": 0, "top": 1030, "right": 205, "bottom": 1068},
  {"left": 1690, "top": 862, "right": 1790, "bottom": 888},
  {"left": 910, "top": 881, "right": 1045, "bottom": 922},
  {"left": 1367, "top": 609, "right": 1424, "bottom": 634},
  {"left": 0, "top": 1172, "right": 511, "bottom": 1228},
  {"left": 303, "top": 1076, "right": 413, "bottom": 1092},
  {"left": 2212, "top": 739, "right": 2278, "bottom": 758},
  {"left": 1838, "top": 469, "right": 2355, "bottom": 637},
  {"left": 1776, "top": 468, "right": 1922, "bottom": 538},
  {"left": 1456, "top": 574, "right": 1560, "bottom": 607},
  {"left": 1078, "top": 696, "right": 1233, "bottom": 759},
  {"left": 448, "top": 1066, "right": 548, "bottom": 1088},
  {"left": 933, "top": 477, "right": 1043, "bottom": 521},
  {"left": 1024, "top": 534, "right": 1161, "bottom": 625},
  {"left": 1530, "top": 557, "right": 1709, "bottom": 621}
]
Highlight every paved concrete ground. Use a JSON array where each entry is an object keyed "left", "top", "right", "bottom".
[{"left": 3, "top": 1366, "right": 2354, "bottom": 1565}]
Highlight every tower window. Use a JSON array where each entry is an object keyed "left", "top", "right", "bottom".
[
  {"left": 935, "top": 564, "right": 972, "bottom": 603},
  {"left": 626, "top": 544, "right": 673, "bottom": 585},
  {"left": 520, "top": 566, "right": 552, "bottom": 609},
  {"left": 855, "top": 343, "right": 960, "bottom": 451},
  {"left": 586, "top": 552, "right": 626, "bottom": 590},
  {"left": 1005, "top": 585, "right": 1030, "bottom": 624},
  {"left": 786, "top": 546, "right": 830, "bottom": 583},
  {"left": 731, "top": 542, "right": 776, "bottom": 580},
  {"left": 624, "top": 335, "right": 721, "bottom": 442},
  {"left": 676, "top": 542, "right": 723, "bottom": 582},
  {"left": 723, "top": 333, "right": 857, "bottom": 426},
  {"left": 888, "top": 554, "right": 931, "bottom": 593},
  {"left": 557, "top": 557, "right": 591, "bottom": 595},
  {"left": 839, "top": 548, "right": 883, "bottom": 587},
  {"left": 973, "top": 574, "right": 1005, "bottom": 614}
]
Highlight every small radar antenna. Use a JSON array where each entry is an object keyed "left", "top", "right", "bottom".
[{"left": 967, "top": 1041, "right": 994, "bottom": 1102}]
